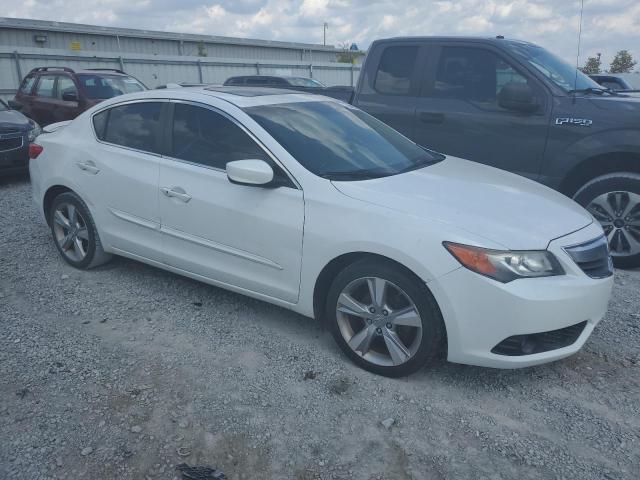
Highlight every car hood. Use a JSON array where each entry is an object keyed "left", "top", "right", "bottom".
[
  {"left": 0, "top": 109, "right": 31, "bottom": 133},
  {"left": 332, "top": 156, "right": 593, "bottom": 250}
]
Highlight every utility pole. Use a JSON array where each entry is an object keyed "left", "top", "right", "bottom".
[{"left": 323, "top": 22, "right": 328, "bottom": 46}]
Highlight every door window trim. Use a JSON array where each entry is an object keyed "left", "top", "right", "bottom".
[
  {"left": 90, "top": 99, "right": 167, "bottom": 157},
  {"left": 162, "top": 99, "right": 300, "bottom": 190}
]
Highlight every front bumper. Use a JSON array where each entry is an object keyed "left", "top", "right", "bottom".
[
  {"left": 429, "top": 222, "right": 613, "bottom": 368},
  {"left": 0, "top": 133, "right": 28, "bottom": 173}
]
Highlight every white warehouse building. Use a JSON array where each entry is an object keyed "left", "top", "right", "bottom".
[{"left": 0, "top": 17, "right": 363, "bottom": 99}]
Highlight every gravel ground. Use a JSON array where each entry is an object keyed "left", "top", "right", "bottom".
[{"left": 1, "top": 174, "right": 639, "bottom": 480}]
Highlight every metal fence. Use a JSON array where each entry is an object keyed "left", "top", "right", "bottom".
[{"left": 0, "top": 47, "right": 361, "bottom": 101}]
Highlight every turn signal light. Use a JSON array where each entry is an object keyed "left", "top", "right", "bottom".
[{"left": 29, "top": 143, "right": 44, "bottom": 159}]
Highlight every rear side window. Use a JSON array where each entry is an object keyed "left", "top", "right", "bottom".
[
  {"left": 171, "top": 103, "right": 268, "bottom": 169},
  {"left": 19, "top": 75, "right": 36, "bottom": 94},
  {"left": 35, "top": 75, "right": 57, "bottom": 98},
  {"left": 374, "top": 46, "right": 419, "bottom": 95},
  {"left": 100, "top": 102, "right": 162, "bottom": 153}
]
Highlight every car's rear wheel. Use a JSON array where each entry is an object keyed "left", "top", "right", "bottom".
[
  {"left": 326, "top": 259, "right": 445, "bottom": 377},
  {"left": 49, "top": 191, "right": 112, "bottom": 269},
  {"left": 573, "top": 173, "right": 640, "bottom": 269}
]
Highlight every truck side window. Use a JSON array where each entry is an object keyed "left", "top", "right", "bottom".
[
  {"left": 374, "top": 46, "right": 419, "bottom": 95},
  {"left": 433, "top": 47, "right": 528, "bottom": 104}
]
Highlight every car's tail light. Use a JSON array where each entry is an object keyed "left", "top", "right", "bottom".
[{"left": 29, "top": 143, "right": 44, "bottom": 159}]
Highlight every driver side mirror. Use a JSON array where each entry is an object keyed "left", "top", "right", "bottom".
[
  {"left": 498, "top": 83, "right": 538, "bottom": 112},
  {"left": 226, "top": 159, "right": 274, "bottom": 187},
  {"left": 62, "top": 91, "right": 78, "bottom": 102}
]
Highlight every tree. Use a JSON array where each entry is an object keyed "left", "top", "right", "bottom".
[
  {"left": 581, "top": 53, "right": 602, "bottom": 74},
  {"left": 336, "top": 42, "right": 361, "bottom": 64},
  {"left": 609, "top": 50, "right": 636, "bottom": 73}
]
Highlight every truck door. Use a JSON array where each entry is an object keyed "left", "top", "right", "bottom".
[
  {"left": 352, "top": 41, "right": 429, "bottom": 139},
  {"left": 413, "top": 43, "right": 550, "bottom": 181}
]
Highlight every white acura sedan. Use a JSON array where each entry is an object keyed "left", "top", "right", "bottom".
[{"left": 29, "top": 87, "right": 613, "bottom": 377}]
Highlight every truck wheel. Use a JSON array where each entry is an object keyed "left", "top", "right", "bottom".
[{"left": 573, "top": 172, "right": 640, "bottom": 269}]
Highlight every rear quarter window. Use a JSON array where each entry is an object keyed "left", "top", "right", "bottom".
[{"left": 19, "top": 75, "right": 36, "bottom": 95}]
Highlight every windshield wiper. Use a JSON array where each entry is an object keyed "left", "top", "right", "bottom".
[{"left": 568, "top": 87, "right": 619, "bottom": 96}]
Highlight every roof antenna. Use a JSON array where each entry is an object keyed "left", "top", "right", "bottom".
[{"left": 573, "top": 0, "right": 585, "bottom": 103}]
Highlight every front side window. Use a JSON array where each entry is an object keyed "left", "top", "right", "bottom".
[
  {"left": 77, "top": 74, "right": 145, "bottom": 99},
  {"left": 35, "top": 75, "right": 57, "bottom": 98},
  {"left": 101, "top": 102, "right": 162, "bottom": 153},
  {"left": 433, "top": 47, "right": 528, "bottom": 103},
  {"left": 57, "top": 76, "right": 78, "bottom": 99},
  {"left": 374, "top": 46, "right": 419, "bottom": 95},
  {"left": 246, "top": 101, "right": 443, "bottom": 180},
  {"left": 171, "top": 103, "right": 269, "bottom": 170}
]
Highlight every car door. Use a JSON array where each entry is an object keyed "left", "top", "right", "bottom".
[
  {"left": 351, "top": 42, "right": 427, "bottom": 139},
  {"left": 159, "top": 101, "right": 304, "bottom": 303},
  {"left": 72, "top": 100, "right": 164, "bottom": 261},
  {"left": 31, "top": 74, "right": 59, "bottom": 126},
  {"left": 413, "top": 44, "right": 551, "bottom": 180}
]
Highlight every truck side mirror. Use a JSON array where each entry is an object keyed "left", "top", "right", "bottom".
[{"left": 498, "top": 83, "right": 537, "bottom": 112}]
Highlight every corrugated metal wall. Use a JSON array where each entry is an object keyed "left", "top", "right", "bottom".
[{"left": 0, "top": 20, "right": 362, "bottom": 100}]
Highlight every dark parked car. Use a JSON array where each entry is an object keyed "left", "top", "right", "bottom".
[
  {"left": 9, "top": 67, "right": 146, "bottom": 126},
  {"left": 589, "top": 74, "right": 637, "bottom": 92},
  {"left": 0, "top": 99, "right": 40, "bottom": 175},
  {"left": 349, "top": 37, "right": 640, "bottom": 267},
  {"left": 224, "top": 75, "right": 354, "bottom": 102}
]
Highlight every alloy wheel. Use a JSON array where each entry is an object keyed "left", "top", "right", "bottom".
[
  {"left": 335, "top": 277, "right": 423, "bottom": 367},
  {"left": 52, "top": 203, "right": 90, "bottom": 262},
  {"left": 586, "top": 191, "right": 640, "bottom": 257}
]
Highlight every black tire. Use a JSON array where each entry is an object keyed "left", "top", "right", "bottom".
[
  {"left": 573, "top": 172, "right": 640, "bottom": 269},
  {"left": 49, "top": 191, "right": 112, "bottom": 269},
  {"left": 326, "top": 258, "right": 446, "bottom": 377}
]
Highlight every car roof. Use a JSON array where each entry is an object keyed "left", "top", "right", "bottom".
[
  {"left": 373, "top": 36, "right": 536, "bottom": 48},
  {"left": 95, "top": 86, "right": 331, "bottom": 109}
]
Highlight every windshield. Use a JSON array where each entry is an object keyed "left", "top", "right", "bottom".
[
  {"left": 505, "top": 42, "right": 601, "bottom": 92},
  {"left": 246, "top": 101, "right": 443, "bottom": 180},
  {"left": 77, "top": 74, "right": 146, "bottom": 99},
  {"left": 287, "top": 77, "right": 325, "bottom": 88}
]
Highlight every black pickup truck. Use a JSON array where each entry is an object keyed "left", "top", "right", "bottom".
[{"left": 349, "top": 36, "right": 640, "bottom": 268}]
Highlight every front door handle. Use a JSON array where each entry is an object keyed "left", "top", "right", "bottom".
[
  {"left": 160, "top": 186, "right": 192, "bottom": 203},
  {"left": 418, "top": 111, "right": 445, "bottom": 124},
  {"left": 76, "top": 161, "right": 100, "bottom": 174}
]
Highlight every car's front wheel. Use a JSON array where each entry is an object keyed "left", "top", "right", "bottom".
[
  {"left": 49, "top": 191, "right": 112, "bottom": 269},
  {"left": 326, "top": 259, "right": 446, "bottom": 377},
  {"left": 573, "top": 172, "right": 640, "bottom": 269}
]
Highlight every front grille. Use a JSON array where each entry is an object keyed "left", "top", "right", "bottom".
[
  {"left": 491, "top": 321, "right": 587, "bottom": 356},
  {"left": 0, "top": 133, "right": 24, "bottom": 152},
  {"left": 564, "top": 235, "right": 613, "bottom": 279}
]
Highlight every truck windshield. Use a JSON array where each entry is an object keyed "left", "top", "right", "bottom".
[
  {"left": 505, "top": 42, "right": 601, "bottom": 93},
  {"left": 76, "top": 74, "right": 146, "bottom": 99},
  {"left": 246, "top": 101, "right": 443, "bottom": 180}
]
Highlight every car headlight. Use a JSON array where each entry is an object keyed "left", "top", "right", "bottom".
[
  {"left": 27, "top": 121, "right": 42, "bottom": 142},
  {"left": 443, "top": 242, "right": 565, "bottom": 282}
]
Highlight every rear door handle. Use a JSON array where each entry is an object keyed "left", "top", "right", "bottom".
[
  {"left": 160, "top": 186, "right": 192, "bottom": 203},
  {"left": 418, "top": 111, "right": 445, "bottom": 124},
  {"left": 76, "top": 161, "right": 100, "bottom": 174}
]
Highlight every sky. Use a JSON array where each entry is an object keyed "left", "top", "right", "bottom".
[{"left": 4, "top": 0, "right": 640, "bottom": 70}]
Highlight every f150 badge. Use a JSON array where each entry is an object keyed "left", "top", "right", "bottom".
[{"left": 555, "top": 117, "right": 593, "bottom": 127}]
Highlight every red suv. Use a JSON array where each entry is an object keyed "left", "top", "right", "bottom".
[{"left": 9, "top": 67, "right": 146, "bottom": 126}]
